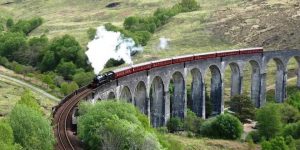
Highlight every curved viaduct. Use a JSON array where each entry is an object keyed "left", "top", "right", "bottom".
[{"left": 89, "top": 49, "right": 300, "bottom": 127}]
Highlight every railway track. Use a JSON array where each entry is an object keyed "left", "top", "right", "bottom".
[{"left": 53, "top": 87, "right": 93, "bottom": 150}]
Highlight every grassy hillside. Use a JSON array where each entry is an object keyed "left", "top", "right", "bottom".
[
  {"left": 1, "top": 0, "right": 299, "bottom": 103},
  {"left": 0, "top": 76, "right": 56, "bottom": 118}
]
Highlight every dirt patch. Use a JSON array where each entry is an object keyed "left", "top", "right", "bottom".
[{"left": 207, "top": 0, "right": 300, "bottom": 50}]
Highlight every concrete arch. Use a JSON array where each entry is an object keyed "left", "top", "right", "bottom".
[
  {"left": 228, "top": 62, "right": 242, "bottom": 97},
  {"left": 247, "top": 60, "right": 261, "bottom": 107},
  {"left": 107, "top": 92, "right": 116, "bottom": 99},
  {"left": 206, "top": 65, "right": 223, "bottom": 115},
  {"left": 134, "top": 81, "right": 147, "bottom": 114},
  {"left": 189, "top": 68, "right": 204, "bottom": 117},
  {"left": 150, "top": 76, "right": 165, "bottom": 127},
  {"left": 287, "top": 56, "right": 300, "bottom": 88},
  {"left": 170, "top": 71, "right": 185, "bottom": 119},
  {"left": 120, "top": 86, "right": 132, "bottom": 102},
  {"left": 267, "top": 58, "right": 286, "bottom": 103}
]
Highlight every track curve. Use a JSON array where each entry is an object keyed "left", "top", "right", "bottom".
[{"left": 53, "top": 87, "right": 93, "bottom": 150}]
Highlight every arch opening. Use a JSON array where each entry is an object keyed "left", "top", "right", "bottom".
[
  {"left": 187, "top": 68, "right": 203, "bottom": 117},
  {"left": 134, "top": 81, "right": 147, "bottom": 115},
  {"left": 266, "top": 58, "right": 285, "bottom": 103},
  {"left": 224, "top": 63, "right": 241, "bottom": 102},
  {"left": 169, "top": 72, "right": 185, "bottom": 119},
  {"left": 120, "top": 86, "right": 132, "bottom": 102},
  {"left": 150, "top": 76, "right": 165, "bottom": 127},
  {"left": 205, "top": 65, "right": 222, "bottom": 117},
  {"left": 242, "top": 60, "right": 261, "bottom": 107},
  {"left": 107, "top": 92, "right": 116, "bottom": 99}
]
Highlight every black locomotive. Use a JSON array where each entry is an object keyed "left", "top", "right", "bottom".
[{"left": 89, "top": 71, "right": 115, "bottom": 88}]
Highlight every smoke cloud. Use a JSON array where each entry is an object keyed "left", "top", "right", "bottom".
[
  {"left": 86, "top": 26, "right": 143, "bottom": 74},
  {"left": 158, "top": 37, "right": 170, "bottom": 50}
]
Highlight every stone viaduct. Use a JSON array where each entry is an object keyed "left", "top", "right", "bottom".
[{"left": 88, "top": 49, "right": 300, "bottom": 127}]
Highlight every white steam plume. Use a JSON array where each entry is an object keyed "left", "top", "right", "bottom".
[
  {"left": 158, "top": 37, "right": 170, "bottom": 50},
  {"left": 86, "top": 26, "right": 143, "bottom": 74}
]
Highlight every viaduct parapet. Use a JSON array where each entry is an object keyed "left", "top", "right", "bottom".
[{"left": 88, "top": 49, "right": 300, "bottom": 127}]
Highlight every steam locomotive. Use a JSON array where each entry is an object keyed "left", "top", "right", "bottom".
[{"left": 89, "top": 47, "right": 263, "bottom": 89}]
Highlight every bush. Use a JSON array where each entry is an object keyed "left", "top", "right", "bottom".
[
  {"left": 17, "top": 90, "right": 42, "bottom": 114},
  {"left": 87, "top": 28, "right": 96, "bottom": 40},
  {"left": 282, "top": 121, "right": 300, "bottom": 139},
  {"left": 177, "top": 0, "right": 200, "bottom": 12},
  {"left": 104, "top": 58, "right": 125, "bottom": 68},
  {"left": 246, "top": 131, "right": 261, "bottom": 143},
  {"left": 229, "top": 95, "right": 256, "bottom": 123},
  {"left": 256, "top": 103, "right": 283, "bottom": 140},
  {"left": 9, "top": 104, "right": 54, "bottom": 150},
  {"left": 200, "top": 114, "right": 243, "bottom": 140},
  {"left": 286, "top": 92, "right": 300, "bottom": 111},
  {"left": 0, "top": 120, "right": 14, "bottom": 145},
  {"left": 73, "top": 71, "right": 94, "bottom": 87},
  {"left": 60, "top": 81, "right": 79, "bottom": 95},
  {"left": 6, "top": 18, "right": 14, "bottom": 28},
  {"left": 167, "top": 117, "right": 183, "bottom": 133},
  {"left": 183, "top": 109, "right": 203, "bottom": 133},
  {"left": 11, "top": 17, "right": 43, "bottom": 35},
  {"left": 261, "top": 136, "right": 295, "bottom": 150},
  {"left": 56, "top": 61, "right": 77, "bottom": 80},
  {"left": 280, "top": 103, "right": 300, "bottom": 124},
  {"left": 78, "top": 101, "right": 162, "bottom": 150},
  {"left": 0, "top": 32, "right": 27, "bottom": 61}
]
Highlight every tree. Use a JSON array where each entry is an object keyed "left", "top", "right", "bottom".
[
  {"left": 0, "top": 32, "right": 27, "bottom": 61},
  {"left": 60, "top": 81, "right": 79, "bottom": 95},
  {"left": 48, "top": 34, "right": 85, "bottom": 68},
  {"left": 78, "top": 101, "right": 162, "bottom": 150},
  {"left": 56, "top": 61, "right": 77, "bottom": 80},
  {"left": 17, "top": 90, "right": 42, "bottom": 114},
  {"left": 256, "top": 103, "right": 282, "bottom": 140},
  {"left": 73, "top": 71, "right": 94, "bottom": 87},
  {"left": 9, "top": 104, "right": 54, "bottom": 150},
  {"left": 286, "top": 92, "right": 300, "bottom": 111},
  {"left": 282, "top": 121, "right": 300, "bottom": 139},
  {"left": 229, "top": 95, "right": 256, "bottom": 123},
  {"left": 39, "top": 51, "right": 57, "bottom": 72}
]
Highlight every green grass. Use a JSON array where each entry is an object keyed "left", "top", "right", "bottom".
[
  {"left": 0, "top": 77, "right": 56, "bottom": 118},
  {"left": 167, "top": 134, "right": 259, "bottom": 150}
]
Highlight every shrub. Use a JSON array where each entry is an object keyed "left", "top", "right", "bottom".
[
  {"left": 282, "top": 121, "right": 300, "bottom": 139},
  {"left": 78, "top": 101, "right": 162, "bottom": 149},
  {"left": 104, "top": 58, "right": 125, "bottom": 68},
  {"left": 87, "top": 28, "right": 96, "bottom": 40},
  {"left": 177, "top": 0, "right": 200, "bottom": 12},
  {"left": 167, "top": 117, "right": 183, "bottom": 133},
  {"left": 229, "top": 95, "right": 256, "bottom": 123},
  {"left": 73, "top": 71, "right": 94, "bottom": 87},
  {"left": 6, "top": 18, "right": 14, "bottom": 28},
  {"left": 0, "top": 120, "right": 14, "bottom": 145},
  {"left": 246, "top": 130, "right": 261, "bottom": 143},
  {"left": 0, "top": 32, "right": 27, "bottom": 61},
  {"left": 279, "top": 103, "right": 300, "bottom": 124},
  {"left": 183, "top": 109, "right": 203, "bottom": 133},
  {"left": 9, "top": 104, "right": 54, "bottom": 150},
  {"left": 11, "top": 17, "right": 43, "bottom": 35},
  {"left": 56, "top": 61, "right": 77, "bottom": 80},
  {"left": 17, "top": 90, "right": 42, "bottom": 114},
  {"left": 60, "top": 81, "right": 79, "bottom": 95},
  {"left": 256, "top": 103, "right": 282, "bottom": 140},
  {"left": 200, "top": 114, "right": 243, "bottom": 140},
  {"left": 286, "top": 92, "right": 300, "bottom": 111},
  {"left": 261, "top": 136, "right": 295, "bottom": 150}
]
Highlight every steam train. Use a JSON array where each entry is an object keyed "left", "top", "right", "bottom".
[{"left": 89, "top": 47, "right": 263, "bottom": 89}]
